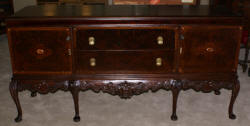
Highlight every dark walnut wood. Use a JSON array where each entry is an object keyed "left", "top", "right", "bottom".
[{"left": 7, "top": 5, "right": 243, "bottom": 123}]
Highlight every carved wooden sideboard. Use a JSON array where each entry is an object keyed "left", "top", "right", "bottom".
[{"left": 6, "top": 5, "right": 243, "bottom": 122}]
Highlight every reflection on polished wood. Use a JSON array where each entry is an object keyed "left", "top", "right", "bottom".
[
  {"left": 43, "top": 4, "right": 57, "bottom": 16},
  {"left": 11, "top": 5, "right": 241, "bottom": 18},
  {"left": 113, "top": 0, "right": 196, "bottom": 5}
]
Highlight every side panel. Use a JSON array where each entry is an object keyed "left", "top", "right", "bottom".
[
  {"left": 179, "top": 25, "right": 242, "bottom": 73},
  {"left": 8, "top": 27, "right": 73, "bottom": 74}
]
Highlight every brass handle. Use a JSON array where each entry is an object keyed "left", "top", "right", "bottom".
[
  {"left": 206, "top": 47, "right": 214, "bottom": 52},
  {"left": 157, "top": 36, "right": 164, "bottom": 45},
  {"left": 36, "top": 49, "right": 45, "bottom": 55},
  {"left": 68, "top": 49, "right": 72, "bottom": 56},
  {"left": 89, "top": 37, "right": 95, "bottom": 46},
  {"left": 90, "top": 58, "right": 96, "bottom": 67},
  {"left": 156, "top": 58, "right": 162, "bottom": 66}
]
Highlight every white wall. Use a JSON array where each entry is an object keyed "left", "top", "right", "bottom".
[
  {"left": 13, "top": 0, "right": 37, "bottom": 12},
  {"left": 201, "top": 0, "right": 209, "bottom": 5}
]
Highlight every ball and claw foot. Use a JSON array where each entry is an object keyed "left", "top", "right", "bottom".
[
  {"left": 171, "top": 114, "right": 178, "bottom": 121},
  {"left": 14, "top": 116, "right": 22, "bottom": 122},
  {"left": 214, "top": 90, "right": 221, "bottom": 95},
  {"left": 31, "top": 92, "right": 37, "bottom": 97},
  {"left": 73, "top": 116, "right": 80, "bottom": 122},
  {"left": 229, "top": 114, "right": 236, "bottom": 120}
]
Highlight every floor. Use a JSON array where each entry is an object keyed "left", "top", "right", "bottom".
[{"left": 0, "top": 34, "right": 250, "bottom": 126}]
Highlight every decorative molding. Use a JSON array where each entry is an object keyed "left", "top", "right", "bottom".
[
  {"left": 68, "top": 79, "right": 233, "bottom": 99},
  {"left": 13, "top": 79, "right": 235, "bottom": 98},
  {"left": 16, "top": 80, "right": 70, "bottom": 94},
  {"left": 10, "top": 78, "right": 239, "bottom": 122},
  {"left": 181, "top": 79, "right": 234, "bottom": 93}
]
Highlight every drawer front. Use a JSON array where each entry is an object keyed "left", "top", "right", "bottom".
[
  {"left": 8, "top": 27, "right": 72, "bottom": 74},
  {"left": 179, "top": 26, "right": 242, "bottom": 73},
  {"left": 75, "top": 26, "right": 176, "bottom": 50},
  {"left": 76, "top": 51, "right": 174, "bottom": 74}
]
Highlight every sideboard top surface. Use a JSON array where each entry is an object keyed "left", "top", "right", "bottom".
[
  {"left": 11, "top": 5, "right": 241, "bottom": 18},
  {"left": 6, "top": 5, "right": 243, "bottom": 26}
]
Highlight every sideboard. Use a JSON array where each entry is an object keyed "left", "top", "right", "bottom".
[{"left": 6, "top": 5, "right": 243, "bottom": 122}]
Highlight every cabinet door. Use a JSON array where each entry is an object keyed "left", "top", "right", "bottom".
[
  {"left": 8, "top": 27, "right": 72, "bottom": 74},
  {"left": 179, "top": 26, "right": 242, "bottom": 73}
]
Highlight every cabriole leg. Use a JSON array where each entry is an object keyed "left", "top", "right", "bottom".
[
  {"left": 70, "top": 83, "right": 80, "bottom": 122},
  {"left": 214, "top": 90, "right": 221, "bottom": 95},
  {"left": 229, "top": 80, "right": 240, "bottom": 119},
  {"left": 9, "top": 80, "right": 22, "bottom": 122},
  {"left": 171, "top": 88, "right": 180, "bottom": 121}
]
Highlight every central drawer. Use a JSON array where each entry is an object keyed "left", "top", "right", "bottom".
[
  {"left": 76, "top": 51, "right": 175, "bottom": 74},
  {"left": 75, "top": 26, "right": 176, "bottom": 50}
]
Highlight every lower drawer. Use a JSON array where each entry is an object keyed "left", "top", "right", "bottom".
[{"left": 76, "top": 51, "right": 175, "bottom": 74}]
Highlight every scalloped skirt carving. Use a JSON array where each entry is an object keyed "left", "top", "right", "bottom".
[{"left": 9, "top": 78, "right": 239, "bottom": 122}]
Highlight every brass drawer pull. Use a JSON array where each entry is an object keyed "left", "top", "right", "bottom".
[
  {"left": 157, "top": 36, "right": 164, "bottom": 45},
  {"left": 206, "top": 47, "right": 214, "bottom": 52},
  {"left": 89, "top": 37, "right": 95, "bottom": 46},
  {"left": 36, "top": 49, "right": 45, "bottom": 55},
  {"left": 156, "top": 58, "right": 162, "bottom": 66},
  {"left": 68, "top": 49, "right": 72, "bottom": 56},
  {"left": 90, "top": 58, "right": 96, "bottom": 67}
]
